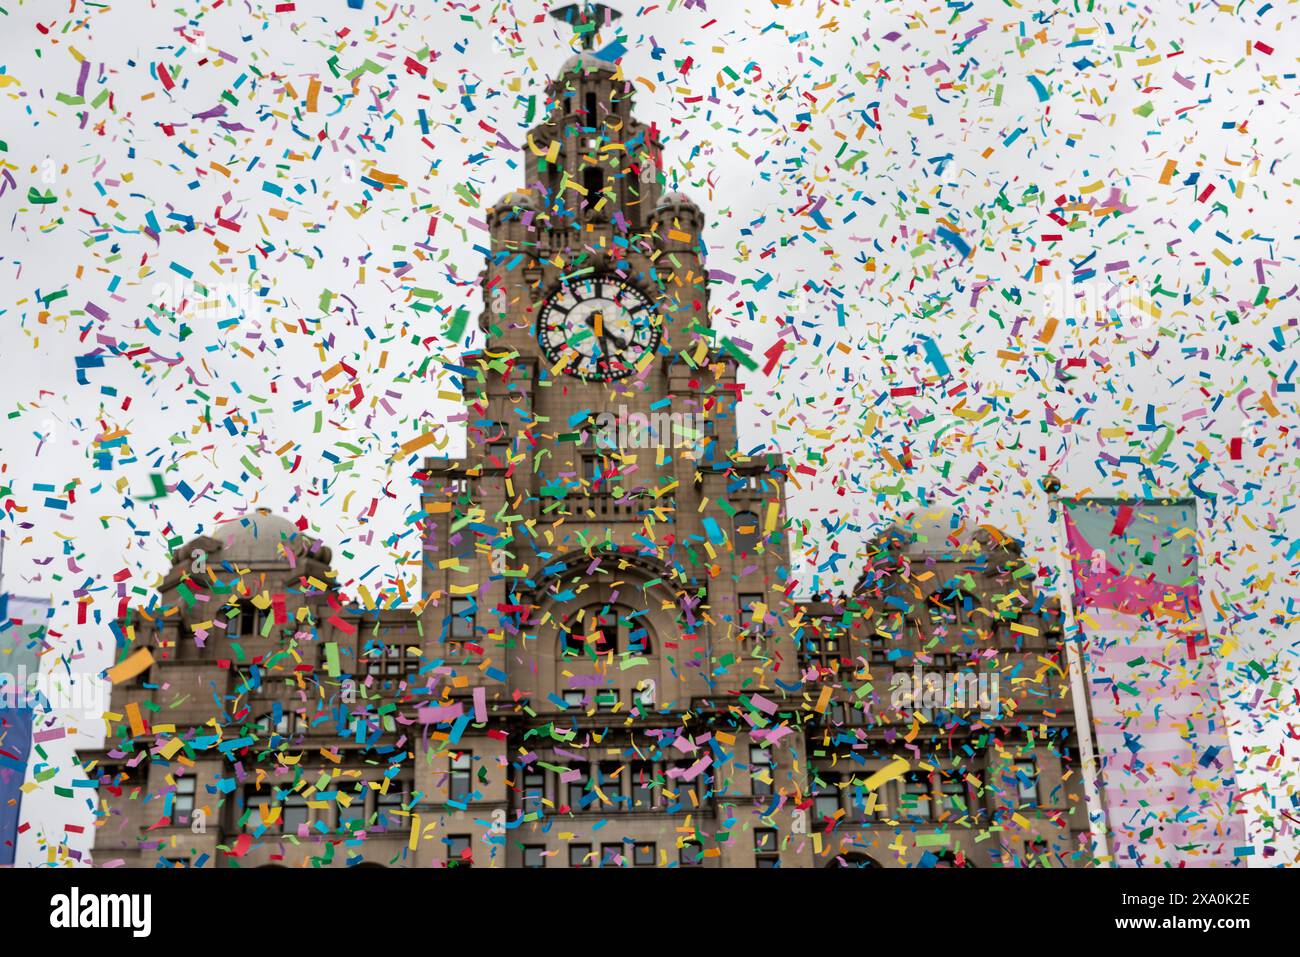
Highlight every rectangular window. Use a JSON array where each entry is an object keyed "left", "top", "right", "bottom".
[
  {"left": 568, "top": 843, "right": 592, "bottom": 868},
  {"left": 484, "top": 421, "right": 510, "bottom": 466},
  {"left": 1014, "top": 759, "right": 1039, "bottom": 804},
  {"left": 679, "top": 841, "right": 704, "bottom": 867},
  {"left": 599, "top": 842, "right": 624, "bottom": 868},
  {"left": 900, "top": 772, "right": 933, "bottom": 822},
  {"left": 449, "top": 752, "right": 473, "bottom": 802},
  {"left": 365, "top": 643, "right": 406, "bottom": 678},
  {"left": 562, "top": 689, "right": 585, "bottom": 708},
  {"left": 522, "top": 769, "right": 546, "bottom": 813},
  {"left": 449, "top": 597, "right": 475, "bottom": 641},
  {"left": 567, "top": 767, "right": 589, "bottom": 810},
  {"left": 375, "top": 782, "right": 406, "bottom": 830},
  {"left": 173, "top": 776, "right": 195, "bottom": 825},
  {"left": 754, "top": 827, "right": 780, "bottom": 867},
  {"left": 237, "top": 602, "right": 264, "bottom": 638},
  {"left": 750, "top": 745, "right": 773, "bottom": 798},
  {"left": 739, "top": 593, "right": 765, "bottom": 635},
  {"left": 337, "top": 783, "right": 364, "bottom": 832},
  {"left": 813, "top": 777, "right": 840, "bottom": 825},
  {"left": 523, "top": 845, "right": 546, "bottom": 869},
  {"left": 281, "top": 792, "right": 309, "bottom": 832},
  {"left": 667, "top": 765, "right": 697, "bottom": 805},
  {"left": 633, "top": 842, "right": 656, "bottom": 867},
  {"left": 593, "top": 688, "right": 619, "bottom": 711},
  {"left": 939, "top": 774, "right": 966, "bottom": 816},
  {"left": 596, "top": 762, "right": 623, "bottom": 807},
  {"left": 844, "top": 781, "right": 869, "bottom": 822},
  {"left": 629, "top": 762, "right": 655, "bottom": 811},
  {"left": 242, "top": 786, "right": 272, "bottom": 832},
  {"left": 447, "top": 834, "right": 472, "bottom": 868}
]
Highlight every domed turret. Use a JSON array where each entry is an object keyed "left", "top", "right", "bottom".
[
  {"left": 210, "top": 509, "right": 321, "bottom": 564},
  {"left": 874, "top": 506, "right": 1020, "bottom": 559},
  {"left": 652, "top": 191, "right": 705, "bottom": 253},
  {"left": 488, "top": 189, "right": 542, "bottom": 224},
  {"left": 655, "top": 191, "right": 700, "bottom": 216},
  {"left": 487, "top": 189, "right": 545, "bottom": 253},
  {"left": 169, "top": 507, "right": 331, "bottom": 571}
]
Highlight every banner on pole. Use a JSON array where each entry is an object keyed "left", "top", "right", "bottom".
[{"left": 1062, "top": 498, "right": 1245, "bottom": 866}]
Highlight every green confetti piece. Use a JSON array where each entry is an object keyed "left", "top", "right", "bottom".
[{"left": 720, "top": 337, "right": 758, "bottom": 371}]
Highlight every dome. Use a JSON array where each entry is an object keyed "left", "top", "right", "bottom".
[
  {"left": 491, "top": 189, "right": 541, "bottom": 213},
  {"left": 876, "top": 507, "right": 1016, "bottom": 557},
  {"left": 211, "top": 509, "right": 315, "bottom": 564},
  {"left": 655, "top": 191, "right": 699, "bottom": 212}
]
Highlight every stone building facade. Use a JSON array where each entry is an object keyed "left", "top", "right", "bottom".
[{"left": 87, "top": 48, "right": 1090, "bottom": 868}]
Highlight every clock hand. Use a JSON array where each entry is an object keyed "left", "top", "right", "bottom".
[
  {"left": 584, "top": 313, "right": 609, "bottom": 352},
  {"left": 599, "top": 324, "right": 630, "bottom": 350}
]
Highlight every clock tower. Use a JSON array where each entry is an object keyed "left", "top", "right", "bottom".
[{"left": 415, "top": 15, "right": 807, "bottom": 866}]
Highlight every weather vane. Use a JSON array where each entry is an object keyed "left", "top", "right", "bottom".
[{"left": 549, "top": 2, "right": 622, "bottom": 51}]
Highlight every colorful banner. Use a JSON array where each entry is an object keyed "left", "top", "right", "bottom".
[
  {"left": 0, "top": 595, "right": 47, "bottom": 866},
  {"left": 1063, "top": 499, "right": 1245, "bottom": 866},
  {"left": 0, "top": 708, "right": 32, "bottom": 866}
]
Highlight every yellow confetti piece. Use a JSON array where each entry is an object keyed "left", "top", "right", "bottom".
[{"left": 106, "top": 647, "right": 154, "bottom": 685}]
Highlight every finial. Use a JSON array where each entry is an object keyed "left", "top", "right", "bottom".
[{"left": 549, "top": 2, "right": 622, "bottom": 51}]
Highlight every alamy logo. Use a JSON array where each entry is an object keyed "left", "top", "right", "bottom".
[
  {"left": 49, "top": 888, "right": 152, "bottom": 937},
  {"left": 590, "top": 405, "right": 707, "bottom": 456},
  {"left": 1, "top": 666, "right": 105, "bottom": 716},
  {"left": 889, "top": 665, "right": 1001, "bottom": 719}
]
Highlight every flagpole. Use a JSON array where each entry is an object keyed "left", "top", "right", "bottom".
[{"left": 1043, "top": 475, "right": 1111, "bottom": 866}]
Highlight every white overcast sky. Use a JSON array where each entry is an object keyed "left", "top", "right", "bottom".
[{"left": 1, "top": 0, "right": 1297, "bottom": 866}]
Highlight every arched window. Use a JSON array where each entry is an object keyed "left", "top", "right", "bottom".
[
  {"left": 733, "top": 510, "right": 761, "bottom": 554},
  {"left": 583, "top": 166, "right": 604, "bottom": 201},
  {"left": 228, "top": 600, "right": 264, "bottom": 638},
  {"left": 561, "top": 605, "right": 650, "bottom": 657},
  {"left": 931, "top": 589, "right": 979, "bottom": 646},
  {"left": 562, "top": 606, "right": 618, "bottom": 657}
]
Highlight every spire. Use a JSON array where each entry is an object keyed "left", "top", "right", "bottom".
[{"left": 549, "top": 2, "right": 622, "bottom": 52}]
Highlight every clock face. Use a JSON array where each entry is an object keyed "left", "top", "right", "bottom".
[{"left": 537, "top": 276, "right": 661, "bottom": 381}]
